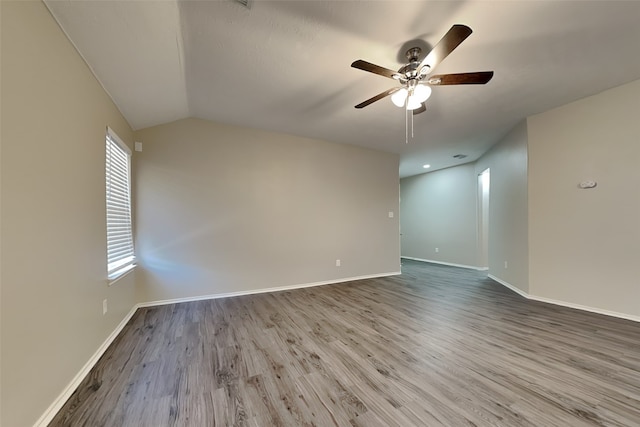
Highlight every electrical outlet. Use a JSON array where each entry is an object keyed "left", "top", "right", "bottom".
[
  {"left": 336, "top": 259, "right": 341, "bottom": 267},
  {"left": 504, "top": 261, "right": 508, "bottom": 269},
  {"left": 103, "top": 299, "right": 108, "bottom": 315},
  {"left": 435, "top": 248, "right": 439, "bottom": 253}
]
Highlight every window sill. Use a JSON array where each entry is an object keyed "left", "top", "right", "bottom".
[{"left": 108, "top": 264, "right": 136, "bottom": 286}]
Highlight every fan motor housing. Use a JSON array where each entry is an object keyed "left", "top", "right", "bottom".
[
  {"left": 398, "top": 47, "right": 429, "bottom": 81},
  {"left": 399, "top": 62, "right": 419, "bottom": 78},
  {"left": 406, "top": 47, "right": 422, "bottom": 62}
]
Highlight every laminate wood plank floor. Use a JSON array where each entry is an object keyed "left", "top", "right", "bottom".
[{"left": 50, "top": 260, "right": 640, "bottom": 426}]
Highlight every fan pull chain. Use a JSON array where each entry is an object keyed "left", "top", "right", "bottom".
[
  {"left": 404, "top": 102, "right": 415, "bottom": 144},
  {"left": 405, "top": 104, "right": 409, "bottom": 144},
  {"left": 411, "top": 107, "right": 414, "bottom": 138}
]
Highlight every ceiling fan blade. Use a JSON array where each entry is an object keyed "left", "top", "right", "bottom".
[
  {"left": 419, "top": 24, "right": 473, "bottom": 72},
  {"left": 427, "top": 71, "right": 494, "bottom": 85},
  {"left": 351, "top": 60, "right": 399, "bottom": 79},
  {"left": 412, "top": 104, "right": 427, "bottom": 115},
  {"left": 355, "top": 88, "right": 400, "bottom": 109}
]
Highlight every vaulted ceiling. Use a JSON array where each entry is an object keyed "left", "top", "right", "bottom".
[{"left": 45, "top": 0, "right": 640, "bottom": 177}]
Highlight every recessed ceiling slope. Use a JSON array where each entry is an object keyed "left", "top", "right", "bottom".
[
  {"left": 44, "top": 1, "right": 640, "bottom": 177},
  {"left": 44, "top": 0, "right": 189, "bottom": 130}
]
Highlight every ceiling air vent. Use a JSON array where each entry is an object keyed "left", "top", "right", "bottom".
[
  {"left": 233, "top": 0, "right": 252, "bottom": 9},
  {"left": 453, "top": 154, "right": 467, "bottom": 159}
]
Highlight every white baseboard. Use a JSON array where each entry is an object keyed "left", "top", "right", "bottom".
[
  {"left": 34, "top": 271, "right": 401, "bottom": 426},
  {"left": 528, "top": 295, "right": 640, "bottom": 323},
  {"left": 487, "top": 274, "right": 640, "bottom": 323},
  {"left": 138, "top": 271, "right": 402, "bottom": 308},
  {"left": 33, "top": 305, "right": 139, "bottom": 427},
  {"left": 487, "top": 274, "right": 528, "bottom": 298},
  {"left": 401, "top": 256, "right": 483, "bottom": 271},
  {"left": 35, "top": 267, "right": 637, "bottom": 426}
]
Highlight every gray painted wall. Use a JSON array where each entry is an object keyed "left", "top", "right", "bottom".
[
  {"left": 400, "top": 163, "right": 478, "bottom": 268},
  {"left": 1, "top": 2, "right": 136, "bottom": 426},
  {"left": 528, "top": 79, "right": 640, "bottom": 318},
  {"left": 475, "top": 121, "right": 529, "bottom": 293},
  {"left": 400, "top": 121, "right": 529, "bottom": 288},
  {"left": 134, "top": 118, "right": 401, "bottom": 303}
]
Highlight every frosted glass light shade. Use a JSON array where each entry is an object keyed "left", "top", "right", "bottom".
[
  {"left": 406, "top": 97, "right": 422, "bottom": 110},
  {"left": 391, "top": 88, "right": 408, "bottom": 107},
  {"left": 413, "top": 84, "right": 432, "bottom": 103}
]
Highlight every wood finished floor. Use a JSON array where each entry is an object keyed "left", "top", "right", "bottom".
[{"left": 50, "top": 260, "right": 640, "bottom": 426}]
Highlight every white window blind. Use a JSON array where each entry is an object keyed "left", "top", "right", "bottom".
[{"left": 106, "top": 128, "right": 135, "bottom": 279}]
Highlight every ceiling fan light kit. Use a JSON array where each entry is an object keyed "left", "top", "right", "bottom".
[
  {"left": 406, "top": 96, "right": 423, "bottom": 111},
  {"left": 391, "top": 81, "right": 432, "bottom": 110},
  {"left": 351, "top": 24, "right": 494, "bottom": 141},
  {"left": 391, "top": 88, "right": 408, "bottom": 107}
]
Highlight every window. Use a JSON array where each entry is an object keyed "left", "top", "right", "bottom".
[{"left": 106, "top": 128, "right": 135, "bottom": 280}]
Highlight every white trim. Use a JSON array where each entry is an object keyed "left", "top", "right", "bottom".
[
  {"left": 33, "top": 306, "right": 139, "bottom": 427},
  {"left": 34, "top": 271, "right": 401, "bottom": 425},
  {"left": 44, "top": 2, "right": 129, "bottom": 128},
  {"left": 33, "top": 268, "right": 639, "bottom": 426},
  {"left": 487, "top": 274, "right": 528, "bottom": 298},
  {"left": 106, "top": 126, "right": 131, "bottom": 155},
  {"left": 107, "top": 264, "right": 136, "bottom": 286},
  {"left": 401, "top": 256, "right": 483, "bottom": 271},
  {"left": 528, "top": 295, "right": 640, "bottom": 323},
  {"left": 105, "top": 129, "right": 135, "bottom": 279},
  {"left": 487, "top": 275, "right": 640, "bottom": 323},
  {"left": 138, "top": 272, "right": 402, "bottom": 308}
]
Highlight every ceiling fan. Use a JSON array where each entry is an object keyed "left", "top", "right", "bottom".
[{"left": 352, "top": 24, "right": 493, "bottom": 114}]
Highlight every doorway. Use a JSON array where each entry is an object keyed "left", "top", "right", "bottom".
[{"left": 478, "top": 168, "right": 490, "bottom": 269}]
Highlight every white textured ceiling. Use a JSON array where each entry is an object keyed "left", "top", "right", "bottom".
[{"left": 45, "top": 0, "right": 640, "bottom": 177}]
